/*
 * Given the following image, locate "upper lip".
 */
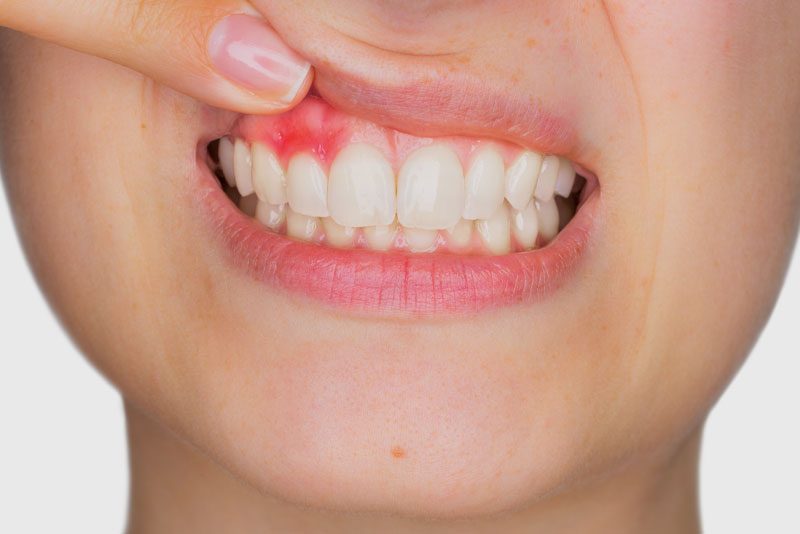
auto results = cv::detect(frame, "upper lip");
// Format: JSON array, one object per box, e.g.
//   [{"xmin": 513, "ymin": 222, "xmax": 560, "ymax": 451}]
[
  {"xmin": 312, "ymin": 68, "xmax": 580, "ymax": 159},
  {"xmin": 253, "ymin": 19, "xmax": 586, "ymax": 165}
]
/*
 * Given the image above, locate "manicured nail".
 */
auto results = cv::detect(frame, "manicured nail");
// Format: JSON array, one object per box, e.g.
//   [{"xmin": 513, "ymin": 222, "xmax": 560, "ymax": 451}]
[{"xmin": 208, "ymin": 14, "xmax": 311, "ymax": 103}]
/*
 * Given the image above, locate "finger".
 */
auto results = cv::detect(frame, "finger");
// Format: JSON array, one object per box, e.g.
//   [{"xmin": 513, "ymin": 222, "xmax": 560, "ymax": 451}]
[{"xmin": 0, "ymin": 0, "xmax": 313, "ymax": 114}]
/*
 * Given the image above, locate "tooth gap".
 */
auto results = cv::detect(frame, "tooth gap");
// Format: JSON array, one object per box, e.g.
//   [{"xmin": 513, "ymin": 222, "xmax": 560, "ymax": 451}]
[{"xmin": 207, "ymin": 139, "xmax": 220, "ymax": 165}]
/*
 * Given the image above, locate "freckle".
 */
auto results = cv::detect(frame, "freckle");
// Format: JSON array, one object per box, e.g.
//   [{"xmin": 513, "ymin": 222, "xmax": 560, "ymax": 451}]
[
  {"xmin": 544, "ymin": 18, "xmax": 551, "ymax": 26},
  {"xmin": 526, "ymin": 38, "xmax": 537, "ymax": 48},
  {"xmin": 391, "ymin": 446, "xmax": 407, "ymax": 459}
]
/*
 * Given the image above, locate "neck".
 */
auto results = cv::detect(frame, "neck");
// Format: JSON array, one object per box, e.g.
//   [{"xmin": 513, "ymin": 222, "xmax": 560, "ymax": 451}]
[{"xmin": 125, "ymin": 402, "xmax": 701, "ymax": 534}]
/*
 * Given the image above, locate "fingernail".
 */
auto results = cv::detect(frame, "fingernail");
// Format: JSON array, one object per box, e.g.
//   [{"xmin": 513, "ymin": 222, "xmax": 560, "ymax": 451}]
[{"xmin": 208, "ymin": 14, "xmax": 311, "ymax": 103}]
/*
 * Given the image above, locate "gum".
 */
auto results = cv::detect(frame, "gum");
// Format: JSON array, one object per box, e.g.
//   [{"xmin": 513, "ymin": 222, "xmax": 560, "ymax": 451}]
[{"xmin": 232, "ymin": 96, "xmax": 528, "ymax": 173}]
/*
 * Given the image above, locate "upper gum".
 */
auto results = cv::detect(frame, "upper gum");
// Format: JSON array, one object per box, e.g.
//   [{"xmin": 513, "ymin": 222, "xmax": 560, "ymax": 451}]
[{"xmin": 232, "ymin": 95, "xmax": 555, "ymax": 172}]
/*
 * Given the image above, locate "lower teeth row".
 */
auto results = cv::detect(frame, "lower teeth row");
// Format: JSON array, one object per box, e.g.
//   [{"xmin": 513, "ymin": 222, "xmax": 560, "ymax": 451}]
[{"xmin": 227, "ymin": 186, "xmax": 579, "ymax": 255}]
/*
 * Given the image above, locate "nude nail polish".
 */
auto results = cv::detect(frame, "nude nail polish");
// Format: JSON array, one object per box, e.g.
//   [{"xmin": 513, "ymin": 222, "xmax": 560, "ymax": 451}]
[{"xmin": 208, "ymin": 14, "xmax": 311, "ymax": 103}]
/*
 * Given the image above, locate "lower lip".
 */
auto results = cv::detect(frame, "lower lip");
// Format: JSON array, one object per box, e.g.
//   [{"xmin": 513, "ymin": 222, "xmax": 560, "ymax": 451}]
[{"xmin": 195, "ymin": 158, "xmax": 599, "ymax": 318}]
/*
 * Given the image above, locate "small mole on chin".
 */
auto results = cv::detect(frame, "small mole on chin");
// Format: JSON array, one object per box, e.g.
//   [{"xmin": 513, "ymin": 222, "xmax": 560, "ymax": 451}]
[{"xmin": 391, "ymin": 446, "xmax": 407, "ymax": 459}]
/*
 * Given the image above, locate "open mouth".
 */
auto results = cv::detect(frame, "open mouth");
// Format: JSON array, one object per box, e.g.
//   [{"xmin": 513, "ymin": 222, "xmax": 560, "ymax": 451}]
[{"xmin": 197, "ymin": 95, "xmax": 599, "ymax": 317}]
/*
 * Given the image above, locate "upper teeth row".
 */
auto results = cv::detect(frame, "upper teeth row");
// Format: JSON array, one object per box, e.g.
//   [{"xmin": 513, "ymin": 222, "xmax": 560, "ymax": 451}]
[{"xmin": 217, "ymin": 137, "xmax": 577, "ymax": 231}]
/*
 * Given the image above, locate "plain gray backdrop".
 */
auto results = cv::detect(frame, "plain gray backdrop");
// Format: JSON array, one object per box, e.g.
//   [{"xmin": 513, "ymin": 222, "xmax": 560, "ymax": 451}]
[{"xmin": 1, "ymin": 176, "xmax": 797, "ymax": 533}]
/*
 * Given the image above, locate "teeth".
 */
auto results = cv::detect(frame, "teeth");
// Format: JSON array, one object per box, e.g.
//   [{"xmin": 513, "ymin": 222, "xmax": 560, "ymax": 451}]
[
  {"xmin": 255, "ymin": 200, "xmax": 286, "ymax": 231},
  {"xmin": 554, "ymin": 157, "xmax": 576, "ymax": 198},
  {"xmin": 220, "ymin": 137, "xmax": 585, "ymax": 255},
  {"xmin": 238, "ymin": 194, "xmax": 258, "ymax": 217},
  {"xmin": 328, "ymin": 143, "xmax": 396, "ymax": 227},
  {"xmin": 505, "ymin": 151, "xmax": 542, "ymax": 210},
  {"xmin": 535, "ymin": 198, "xmax": 559, "ymax": 242},
  {"xmin": 234, "ymin": 139, "xmax": 254, "ymax": 196},
  {"xmin": 511, "ymin": 201, "xmax": 539, "ymax": 250},
  {"xmin": 218, "ymin": 137, "xmax": 236, "ymax": 188},
  {"xmin": 287, "ymin": 153, "xmax": 329, "ymax": 217},
  {"xmin": 476, "ymin": 202, "xmax": 511, "ymax": 255},
  {"xmin": 404, "ymin": 228, "xmax": 439, "ymax": 252},
  {"xmin": 534, "ymin": 155, "xmax": 559, "ymax": 202},
  {"xmin": 322, "ymin": 217, "xmax": 356, "ymax": 248},
  {"xmin": 364, "ymin": 222, "xmax": 398, "ymax": 251},
  {"xmin": 462, "ymin": 147, "xmax": 505, "ymax": 220},
  {"xmin": 397, "ymin": 145, "xmax": 465, "ymax": 230},
  {"xmin": 446, "ymin": 218, "xmax": 473, "ymax": 250},
  {"xmin": 286, "ymin": 207, "xmax": 319, "ymax": 241},
  {"xmin": 252, "ymin": 142, "xmax": 288, "ymax": 205}
]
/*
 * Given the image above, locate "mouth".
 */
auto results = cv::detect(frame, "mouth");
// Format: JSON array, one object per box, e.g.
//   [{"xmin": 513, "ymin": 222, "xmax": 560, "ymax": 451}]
[{"xmin": 196, "ymin": 94, "xmax": 599, "ymax": 317}]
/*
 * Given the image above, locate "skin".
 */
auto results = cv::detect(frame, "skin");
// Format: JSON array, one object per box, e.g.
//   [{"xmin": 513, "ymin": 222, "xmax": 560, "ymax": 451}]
[{"xmin": 2, "ymin": 1, "xmax": 799, "ymax": 532}]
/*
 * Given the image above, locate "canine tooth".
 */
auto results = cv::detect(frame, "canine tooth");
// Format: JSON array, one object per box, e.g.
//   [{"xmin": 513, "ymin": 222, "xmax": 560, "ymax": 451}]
[
  {"xmin": 286, "ymin": 208, "xmax": 319, "ymax": 241},
  {"xmin": 238, "ymin": 194, "xmax": 258, "ymax": 217},
  {"xmin": 322, "ymin": 217, "xmax": 356, "ymax": 248},
  {"xmin": 287, "ymin": 153, "xmax": 329, "ymax": 217},
  {"xmin": 252, "ymin": 142, "xmax": 287, "ymax": 205},
  {"xmin": 397, "ymin": 145, "xmax": 465, "ymax": 230},
  {"xmin": 328, "ymin": 143, "xmax": 396, "ymax": 227},
  {"xmin": 534, "ymin": 155, "xmax": 559, "ymax": 202},
  {"xmin": 234, "ymin": 138, "xmax": 254, "ymax": 196},
  {"xmin": 446, "ymin": 218, "xmax": 473, "ymax": 250},
  {"xmin": 364, "ymin": 222, "xmax": 397, "ymax": 251},
  {"xmin": 505, "ymin": 151, "xmax": 542, "ymax": 210},
  {"xmin": 404, "ymin": 228, "xmax": 439, "ymax": 252},
  {"xmin": 554, "ymin": 157, "xmax": 576, "ymax": 197},
  {"xmin": 462, "ymin": 147, "xmax": 505, "ymax": 220},
  {"xmin": 476, "ymin": 202, "xmax": 511, "ymax": 255},
  {"xmin": 535, "ymin": 199, "xmax": 559, "ymax": 242},
  {"xmin": 511, "ymin": 201, "xmax": 539, "ymax": 249},
  {"xmin": 218, "ymin": 137, "xmax": 236, "ymax": 187},
  {"xmin": 255, "ymin": 201, "xmax": 286, "ymax": 231}
]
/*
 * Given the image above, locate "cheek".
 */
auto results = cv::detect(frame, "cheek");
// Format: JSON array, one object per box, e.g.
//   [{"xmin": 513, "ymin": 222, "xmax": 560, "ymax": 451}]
[{"xmin": 605, "ymin": 0, "xmax": 800, "ymax": 434}]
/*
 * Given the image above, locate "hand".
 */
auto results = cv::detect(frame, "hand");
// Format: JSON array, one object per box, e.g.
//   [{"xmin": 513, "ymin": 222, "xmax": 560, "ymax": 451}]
[{"xmin": 0, "ymin": 0, "xmax": 313, "ymax": 113}]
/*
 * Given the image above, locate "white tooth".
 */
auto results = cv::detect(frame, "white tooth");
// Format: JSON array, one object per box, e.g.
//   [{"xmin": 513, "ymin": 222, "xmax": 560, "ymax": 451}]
[
  {"xmin": 534, "ymin": 155, "xmax": 559, "ymax": 202},
  {"xmin": 511, "ymin": 201, "xmax": 539, "ymax": 250},
  {"xmin": 286, "ymin": 208, "xmax": 319, "ymax": 242},
  {"xmin": 218, "ymin": 137, "xmax": 236, "ymax": 187},
  {"xmin": 446, "ymin": 218, "xmax": 473, "ymax": 250},
  {"xmin": 554, "ymin": 157, "xmax": 576, "ymax": 198},
  {"xmin": 397, "ymin": 145, "xmax": 465, "ymax": 230},
  {"xmin": 504, "ymin": 151, "xmax": 542, "ymax": 210},
  {"xmin": 404, "ymin": 228, "xmax": 439, "ymax": 252},
  {"xmin": 234, "ymin": 138, "xmax": 254, "ymax": 196},
  {"xmin": 252, "ymin": 142, "xmax": 287, "ymax": 205},
  {"xmin": 328, "ymin": 143, "xmax": 396, "ymax": 227},
  {"xmin": 287, "ymin": 153, "xmax": 329, "ymax": 217},
  {"xmin": 462, "ymin": 147, "xmax": 505, "ymax": 220},
  {"xmin": 255, "ymin": 201, "xmax": 286, "ymax": 231},
  {"xmin": 364, "ymin": 222, "xmax": 397, "ymax": 251},
  {"xmin": 535, "ymin": 198, "xmax": 559, "ymax": 242},
  {"xmin": 238, "ymin": 194, "xmax": 258, "ymax": 217},
  {"xmin": 322, "ymin": 217, "xmax": 356, "ymax": 248},
  {"xmin": 476, "ymin": 202, "xmax": 511, "ymax": 255}
]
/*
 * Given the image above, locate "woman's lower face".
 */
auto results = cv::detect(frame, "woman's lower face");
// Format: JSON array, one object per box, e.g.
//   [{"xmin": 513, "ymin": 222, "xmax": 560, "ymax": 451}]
[{"xmin": 1, "ymin": 0, "xmax": 799, "ymax": 520}]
